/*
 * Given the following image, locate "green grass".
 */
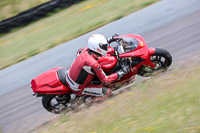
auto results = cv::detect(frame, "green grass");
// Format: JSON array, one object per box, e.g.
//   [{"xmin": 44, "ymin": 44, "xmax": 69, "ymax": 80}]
[
  {"xmin": 38, "ymin": 63, "xmax": 200, "ymax": 133},
  {"xmin": 0, "ymin": 0, "xmax": 158, "ymax": 70},
  {"xmin": 0, "ymin": 0, "xmax": 50, "ymax": 21}
]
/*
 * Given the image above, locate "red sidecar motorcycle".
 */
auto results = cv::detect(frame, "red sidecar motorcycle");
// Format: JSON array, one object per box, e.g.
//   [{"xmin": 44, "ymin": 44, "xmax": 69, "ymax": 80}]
[{"xmin": 31, "ymin": 34, "xmax": 172, "ymax": 113}]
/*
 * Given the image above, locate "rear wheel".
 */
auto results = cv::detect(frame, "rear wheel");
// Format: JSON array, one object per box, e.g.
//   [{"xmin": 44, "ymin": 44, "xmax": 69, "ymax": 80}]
[
  {"xmin": 42, "ymin": 94, "xmax": 70, "ymax": 114},
  {"xmin": 137, "ymin": 48, "xmax": 172, "ymax": 77}
]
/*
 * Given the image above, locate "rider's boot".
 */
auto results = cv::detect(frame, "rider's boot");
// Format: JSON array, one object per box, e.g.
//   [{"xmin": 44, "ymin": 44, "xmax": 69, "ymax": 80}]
[{"xmin": 92, "ymin": 87, "xmax": 112, "ymax": 103}]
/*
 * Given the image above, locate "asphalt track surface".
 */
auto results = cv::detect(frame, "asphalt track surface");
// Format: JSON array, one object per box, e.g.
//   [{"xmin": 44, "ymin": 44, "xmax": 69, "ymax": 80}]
[{"xmin": 0, "ymin": 0, "xmax": 200, "ymax": 132}]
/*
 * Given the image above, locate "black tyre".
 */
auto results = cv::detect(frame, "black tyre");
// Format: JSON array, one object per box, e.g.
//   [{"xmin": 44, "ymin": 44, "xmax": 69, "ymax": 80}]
[
  {"xmin": 42, "ymin": 94, "xmax": 70, "ymax": 114},
  {"xmin": 138, "ymin": 48, "xmax": 172, "ymax": 77}
]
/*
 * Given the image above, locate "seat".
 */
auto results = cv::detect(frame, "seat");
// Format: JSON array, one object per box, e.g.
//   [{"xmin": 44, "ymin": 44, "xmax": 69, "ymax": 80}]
[{"xmin": 57, "ymin": 69, "xmax": 68, "ymax": 86}]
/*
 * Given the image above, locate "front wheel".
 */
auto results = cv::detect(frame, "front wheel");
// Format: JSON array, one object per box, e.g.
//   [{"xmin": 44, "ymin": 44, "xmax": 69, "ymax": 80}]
[
  {"xmin": 137, "ymin": 48, "xmax": 172, "ymax": 77},
  {"xmin": 42, "ymin": 94, "xmax": 70, "ymax": 114}
]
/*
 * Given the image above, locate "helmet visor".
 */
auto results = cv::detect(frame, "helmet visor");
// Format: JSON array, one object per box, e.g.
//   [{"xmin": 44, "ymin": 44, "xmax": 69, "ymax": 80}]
[{"xmin": 99, "ymin": 43, "xmax": 108, "ymax": 51}]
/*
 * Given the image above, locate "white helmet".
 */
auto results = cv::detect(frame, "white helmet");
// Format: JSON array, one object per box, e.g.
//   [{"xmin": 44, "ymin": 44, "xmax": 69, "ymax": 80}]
[{"xmin": 88, "ymin": 34, "xmax": 108, "ymax": 56}]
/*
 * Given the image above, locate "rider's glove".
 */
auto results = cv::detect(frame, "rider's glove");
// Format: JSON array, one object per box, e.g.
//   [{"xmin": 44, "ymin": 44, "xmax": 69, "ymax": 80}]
[
  {"xmin": 117, "ymin": 65, "xmax": 130, "ymax": 79},
  {"xmin": 107, "ymin": 33, "xmax": 119, "ymax": 44}
]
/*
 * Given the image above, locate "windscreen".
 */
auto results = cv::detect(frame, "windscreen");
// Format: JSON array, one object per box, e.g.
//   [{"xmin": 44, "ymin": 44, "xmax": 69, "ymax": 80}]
[{"xmin": 120, "ymin": 37, "xmax": 138, "ymax": 53}]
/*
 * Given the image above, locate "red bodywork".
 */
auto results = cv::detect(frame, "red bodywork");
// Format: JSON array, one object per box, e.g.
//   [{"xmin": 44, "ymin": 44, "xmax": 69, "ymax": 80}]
[
  {"xmin": 31, "ymin": 67, "xmax": 70, "ymax": 95},
  {"xmin": 31, "ymin": 34, "xmax": 156, "ymax": 95}
]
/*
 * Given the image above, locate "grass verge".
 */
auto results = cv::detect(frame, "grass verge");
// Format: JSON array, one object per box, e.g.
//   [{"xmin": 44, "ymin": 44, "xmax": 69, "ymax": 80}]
[
  {"xmin": 0, "ymin": 0, "xmax": 158, "ymax": 70},
  {"xmin": 38, "ymin": 61, "xmax": 200, "ymax": 133},
  {"xmin": 0, "ymin": 0, "xmax": 50, "ymax": 21}
]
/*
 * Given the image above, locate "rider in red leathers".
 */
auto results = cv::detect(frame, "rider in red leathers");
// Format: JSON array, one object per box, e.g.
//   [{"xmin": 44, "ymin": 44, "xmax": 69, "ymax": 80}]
[{"xmin": 66, "ymin": 34, "xmax": 129, "ymax": 101}]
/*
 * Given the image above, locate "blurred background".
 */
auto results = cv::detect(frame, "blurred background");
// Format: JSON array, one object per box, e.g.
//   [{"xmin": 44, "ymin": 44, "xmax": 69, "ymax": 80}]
[{"xmin": 0, "ymin": 0, "xmax": 200, "ymax": 132}]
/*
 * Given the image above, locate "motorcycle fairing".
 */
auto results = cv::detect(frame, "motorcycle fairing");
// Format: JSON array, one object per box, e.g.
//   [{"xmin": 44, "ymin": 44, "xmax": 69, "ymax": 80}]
[
  {"xmin": 116, "ymin": 34, "xmax": 155, "ymax": 68},
  {"xmin": 31, "ymin": 67, "xmax": 70, "ymax": 95}
]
